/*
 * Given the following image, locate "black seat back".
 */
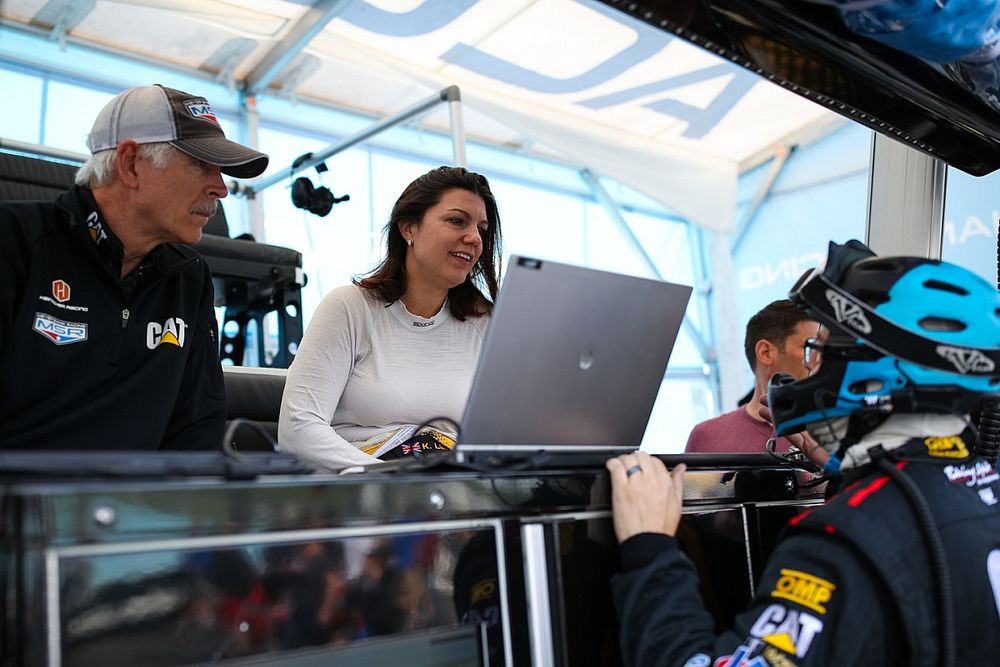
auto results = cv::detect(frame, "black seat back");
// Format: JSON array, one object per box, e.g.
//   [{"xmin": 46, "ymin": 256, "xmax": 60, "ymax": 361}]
[
  {"xmin": 222, "ymin": 367, "xmax": 286, "ymax": 451},
  {"xmin": 0, "ymin": 151, "xmax": 78, "ymax": 200}
]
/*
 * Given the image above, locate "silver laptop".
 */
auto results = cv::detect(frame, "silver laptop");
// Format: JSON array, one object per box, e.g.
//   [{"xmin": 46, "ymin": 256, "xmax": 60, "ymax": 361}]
[{"xmin": 453, "ymin": 255, "xmax": 691, "ymax": 462}]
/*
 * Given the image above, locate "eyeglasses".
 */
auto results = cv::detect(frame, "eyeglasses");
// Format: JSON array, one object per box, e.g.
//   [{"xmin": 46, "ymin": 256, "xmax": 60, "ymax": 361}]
[
  {"xmin": 803, "ymin": 337, "xmax": 883, "ymax": 372},
  {"xmin": 803, "ymin": 338, "xmax": 824, "ymax": 371}
]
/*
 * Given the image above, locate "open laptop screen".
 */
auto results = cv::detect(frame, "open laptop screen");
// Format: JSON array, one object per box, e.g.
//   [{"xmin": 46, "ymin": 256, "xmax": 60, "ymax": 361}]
[{"xmin": 457, "ymin": 256, "xmax": 692, "ymax": 454}]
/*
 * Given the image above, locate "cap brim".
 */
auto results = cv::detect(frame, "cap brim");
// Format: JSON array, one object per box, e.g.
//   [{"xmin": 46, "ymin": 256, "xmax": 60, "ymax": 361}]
[{"xmin": 172, "ymin": 137, "xmax": 269, "ymax": 179}]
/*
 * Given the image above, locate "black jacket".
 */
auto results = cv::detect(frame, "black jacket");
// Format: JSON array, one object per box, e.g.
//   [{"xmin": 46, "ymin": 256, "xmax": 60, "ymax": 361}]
[
  {"xmin": 0, "ymin": 185, "xmax": 225, "ymax": 450},
  {"xmin": 612, "ymin": 437, "xmax": 1000, "ymax": 666}
]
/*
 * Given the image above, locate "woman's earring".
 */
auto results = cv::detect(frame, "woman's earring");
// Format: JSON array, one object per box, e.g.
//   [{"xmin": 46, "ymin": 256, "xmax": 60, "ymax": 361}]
[{"xmin": 406, "ymin": 238, "xmax": 413, "ymax": 247}]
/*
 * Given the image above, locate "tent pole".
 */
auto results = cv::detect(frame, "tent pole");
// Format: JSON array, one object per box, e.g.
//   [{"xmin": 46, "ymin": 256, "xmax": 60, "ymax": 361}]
[
  {"xmin": 239, "ymin": 91, "xmax": 266, "ymax": 241},
  {"xmin": 240, "ymin": 87, "xmax": 460, "ymax": 197},
  {"xmin": 444, "ymin": 86, "xmax": 467, "ymax": 167},
  {"xmin": 579, "ymin": 168, "xmax": 711, "ymax": 363},
  {"xmin": 731, "ymin": 144, "xmax": 794, "ymax": 254}
]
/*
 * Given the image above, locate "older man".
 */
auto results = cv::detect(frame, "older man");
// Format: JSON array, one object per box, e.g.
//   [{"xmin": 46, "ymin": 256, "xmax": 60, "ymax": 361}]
[{"xmin": 0, "ymin": 84, "xmax": 268, "ymax": 450}]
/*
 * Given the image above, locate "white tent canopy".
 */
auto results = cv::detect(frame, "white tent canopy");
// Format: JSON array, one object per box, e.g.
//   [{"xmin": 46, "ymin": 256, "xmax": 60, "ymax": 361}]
[{"xmin": 2, "ymin": 0, "xmax": 840, "ymax": 233}]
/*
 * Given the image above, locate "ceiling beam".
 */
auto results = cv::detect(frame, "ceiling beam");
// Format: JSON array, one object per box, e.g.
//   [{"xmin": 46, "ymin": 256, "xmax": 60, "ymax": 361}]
[
  {"xmin": 34, "ymin": 0, "xmax": 95, "ymax": 49},
  {"xmin": 245, "ymin": 0, "xmax": 352, "ymax": 96}
]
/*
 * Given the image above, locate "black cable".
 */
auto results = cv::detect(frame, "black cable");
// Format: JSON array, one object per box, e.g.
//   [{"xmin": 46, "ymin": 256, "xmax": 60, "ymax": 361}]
[
  {"xmin": 975, "ymin": 397, "xmax": 1000, "ymax": 465},
  {"xmin": 404, "ymin": 416, "xmax": 461, "ymax": 462},
  {"xmin": 220, "ymin": 417, "xmax": 279, "ymax": 460},
  {"xmin": 974, "ymin": 239, "xmax": 1000, "ymax": 465},
  {"xmin": 872, "ymin": 449, "xmax": 955, "ymax": 667}
]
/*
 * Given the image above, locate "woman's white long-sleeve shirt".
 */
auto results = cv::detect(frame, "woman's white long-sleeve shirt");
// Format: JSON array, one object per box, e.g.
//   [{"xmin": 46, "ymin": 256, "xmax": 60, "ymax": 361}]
[{"xmin": 278, "ymin": 285, "xmax": 489, "ymax": 470}]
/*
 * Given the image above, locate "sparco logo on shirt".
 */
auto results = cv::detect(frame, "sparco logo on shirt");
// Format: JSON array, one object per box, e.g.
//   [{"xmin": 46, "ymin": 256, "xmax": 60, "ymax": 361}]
[
  {"xmin": 824, "ymin": 289, "xmax": 872, "ymax": 334},
  {"xmin": 147, "ymin": 317, "xmax": 187, "ymax": 349}
]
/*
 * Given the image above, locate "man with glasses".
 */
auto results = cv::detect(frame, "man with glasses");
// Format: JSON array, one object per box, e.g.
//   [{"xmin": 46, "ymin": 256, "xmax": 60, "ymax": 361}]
[
  {"xmin": 0, "ymin": 85, "xmax": 268, "ymax": 450},
  {"xmin": 686, "ymin": 299, "xmax": 823, "ymax": 454}
]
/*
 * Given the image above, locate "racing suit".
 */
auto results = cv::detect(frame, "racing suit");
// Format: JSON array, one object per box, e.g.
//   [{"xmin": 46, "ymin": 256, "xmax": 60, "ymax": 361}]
[
  {"xmin": 612, "ymin": 435, "xmax": 1000, "ymax": 666},
  {"xmin": 0, "ymin": 185, "xmax": 225, "ymax": 450}
]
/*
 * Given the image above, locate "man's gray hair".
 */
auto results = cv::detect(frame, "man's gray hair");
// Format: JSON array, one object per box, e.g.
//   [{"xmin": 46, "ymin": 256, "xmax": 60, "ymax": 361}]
[{"xmin": 75, "ymin": 142, "xmax": 176, "ymax": 187}]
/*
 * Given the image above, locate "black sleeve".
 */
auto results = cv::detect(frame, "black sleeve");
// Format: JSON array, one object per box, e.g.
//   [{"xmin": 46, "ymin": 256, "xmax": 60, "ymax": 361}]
[
  {"xmin": 0, "ymin": 209, "xmax": 30, "ymax": 354},
  {"xmin": 612, "ymin": 530, "xmax": 902, "ymax": 666},
  {"xmin": 160, "ymin": 264, "xmax": 226, "ymax": 450}
]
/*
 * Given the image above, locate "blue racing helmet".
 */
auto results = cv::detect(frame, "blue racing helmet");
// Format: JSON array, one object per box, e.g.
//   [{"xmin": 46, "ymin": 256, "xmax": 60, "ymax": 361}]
[{"xmin": 769, "ymin": 240, "xmax": 1000, "ymax": 438}]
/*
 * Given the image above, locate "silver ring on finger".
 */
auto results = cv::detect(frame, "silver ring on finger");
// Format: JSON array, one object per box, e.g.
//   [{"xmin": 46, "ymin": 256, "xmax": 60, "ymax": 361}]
[{"xmin": 626, "ymin": 465, "xmax": 642, "ymax": 477}]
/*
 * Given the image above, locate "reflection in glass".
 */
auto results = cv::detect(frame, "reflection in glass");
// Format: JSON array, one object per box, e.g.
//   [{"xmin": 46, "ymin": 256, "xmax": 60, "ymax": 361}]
[{"xmin": 59, "ymin": 528, "xmax": 500, "ymax": 666}]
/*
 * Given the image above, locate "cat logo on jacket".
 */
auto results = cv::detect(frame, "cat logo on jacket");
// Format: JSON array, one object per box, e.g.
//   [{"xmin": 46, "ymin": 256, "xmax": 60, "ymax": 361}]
[
  {"xmin": 147, "ymin": 317, "xmax": 188, "ymax": 349},
  {"xmin": 749, "ymin": 603, "xmax": 824, "ymax": 658},
  {"xmin": 85, "ymin": 211, "xmax": 107, "ymax": 244},
  {"xmin": 33, "ymin": 312, "xmax": 88, "ymax": 345}
]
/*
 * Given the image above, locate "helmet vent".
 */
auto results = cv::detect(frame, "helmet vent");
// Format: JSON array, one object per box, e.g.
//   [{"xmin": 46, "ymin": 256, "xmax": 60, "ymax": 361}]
[
  {"xmin": 854, "ymin": 289, "xmax": 889, "ymax": 306},
  {"xmin": 923, "ymin": 279, "xmax": 968, "ymax": 295},
  {"xmin": 917, "ymin": 316, "xmax": 966, "ymax": 332},
  {"xmin": 848, "ymin": 379, "xmax": 883, "ymax": 394},
  {"xmin": 858, "ymin": 261, "xmax": 901, "ymax": 272}
]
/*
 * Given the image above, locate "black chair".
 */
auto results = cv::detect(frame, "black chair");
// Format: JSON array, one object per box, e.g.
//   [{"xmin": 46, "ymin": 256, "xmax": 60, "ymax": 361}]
[
  {"xmin": 0, "ymin": 149, "xmax": 78, "ymax": 200},
  {"xmin": 221, "ymin": 366, "xmax": 286, "ymax": 452},
  {"xmin": 195, "ymin": 206, "xmax": 305, "ymax": 368},
  {"xmin": 0, "ymin": 149, "xmax": 305, "ymax": 368}
]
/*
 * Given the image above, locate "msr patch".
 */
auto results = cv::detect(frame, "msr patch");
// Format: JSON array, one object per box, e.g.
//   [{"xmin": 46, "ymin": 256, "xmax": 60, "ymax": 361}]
[
  {"xmin": 184, "ymin": 99, "xmax": 218, "ymax": 124},
  {"xmin": 33, "ymin": 312, "xmax": 87, "ymax": 345},
  {"xmin": 771, "ymin": 568, "xmax": 836, "ymax": 614}
]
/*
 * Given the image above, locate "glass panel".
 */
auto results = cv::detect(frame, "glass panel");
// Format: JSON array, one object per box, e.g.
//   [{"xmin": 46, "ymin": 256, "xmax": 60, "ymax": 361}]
[
  {"xmin": 549, "ymin": 510, "xmax": 751, "ymax": 665},
  {"xmin": 0, "ymin": 68, "xmax": 43, "ymax": 144},
  {"xmin": 369, "ymin": 153, "xmax": 439, "ymax": 247},
  {"xmin": 217, "ymin": 626, "xmax": 483, "ymax": 666},
  {"xmin": 582, "ymin": 203, "xmax": 654, "ymax": 278},
  {"xmin": 642, "ymin": 377, "xmax": 715, "ymax": 454},
  {"xmin": 257, "ymin": 125, "xmax": 375, "ymax": 325},
  {"xmin": 732, "ymin": 123, "xmax": 871, "ymax": 331},
  {"xmin": 59, "ymin": 527, "xmax": 501, "ymax": 666},
  {"xmin": 43, "ymin": 81, "xmax": 114, "ymax": 154},
  {"xmin": 942, "ymin": 166, "xmax": 999, "ymax": 288},
  {"xmin": 489, "ymin": 178, "xmax": 586, "ymax": 266}
]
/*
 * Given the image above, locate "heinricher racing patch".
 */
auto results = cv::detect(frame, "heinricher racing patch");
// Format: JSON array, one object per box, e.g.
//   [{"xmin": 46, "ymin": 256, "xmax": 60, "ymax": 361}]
[{"xmin": 33, "ymin": 312, "xmax": 88, "ymax": 345}]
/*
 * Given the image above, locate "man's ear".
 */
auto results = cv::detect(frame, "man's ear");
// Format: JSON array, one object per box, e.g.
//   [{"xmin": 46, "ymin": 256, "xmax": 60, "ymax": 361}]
[
  {"xmin": 755, "ymin": 338, "xmax": 778, "ymax": 369},
  {"xmin": 114, "ymin": 140, "xmax": 142, "ymax": 189}
]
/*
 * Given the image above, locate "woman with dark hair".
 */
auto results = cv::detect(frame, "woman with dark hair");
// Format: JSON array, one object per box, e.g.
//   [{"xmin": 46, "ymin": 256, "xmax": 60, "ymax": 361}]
[{"xmin": 278, "ymin": 166, "xmax": 503, "ymax": 470}]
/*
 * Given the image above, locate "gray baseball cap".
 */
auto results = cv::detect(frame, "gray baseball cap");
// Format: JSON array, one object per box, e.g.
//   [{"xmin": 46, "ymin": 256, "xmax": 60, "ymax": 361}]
[{"xmin": 87, "ymin": 84, "xmax": 269, "ymax": 179}]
